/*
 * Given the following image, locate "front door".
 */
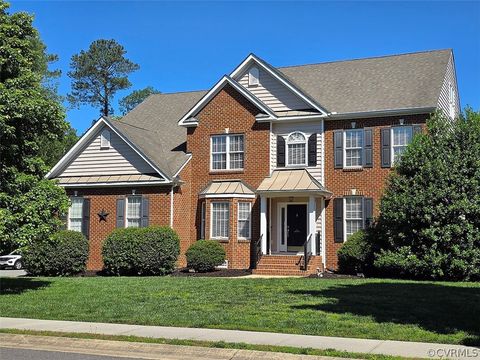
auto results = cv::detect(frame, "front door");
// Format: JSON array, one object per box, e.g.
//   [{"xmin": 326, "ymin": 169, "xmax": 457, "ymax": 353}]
[{"xmin": 287, "ymin": 204, "xmax": 307, "ymax": 252}]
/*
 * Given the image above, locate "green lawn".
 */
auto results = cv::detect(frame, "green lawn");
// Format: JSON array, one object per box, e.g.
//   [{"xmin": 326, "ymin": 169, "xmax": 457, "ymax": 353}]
[{"xmin": 0, "ymin": 277, "xmax": 478, "ymax": 346}]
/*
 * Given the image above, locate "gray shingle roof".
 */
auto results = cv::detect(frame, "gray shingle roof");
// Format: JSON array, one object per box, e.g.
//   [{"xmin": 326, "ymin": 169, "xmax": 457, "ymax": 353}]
[
  {"xmin": 278, "ymin": 49, "xmax": 451, "ymax": 114},
  {"xmin": 111, "ymin": 90, "xmax": 206, "ymax": 178},
  {"xmin": 112, "ymin": 50, "xmax": 451, "ymax": 178}
]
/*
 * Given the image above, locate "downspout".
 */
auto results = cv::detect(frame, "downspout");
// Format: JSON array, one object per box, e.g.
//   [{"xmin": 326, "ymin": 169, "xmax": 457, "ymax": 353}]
[{"xmin": 170, "ymin": 186, "xmax": 174, "ymax": 228}]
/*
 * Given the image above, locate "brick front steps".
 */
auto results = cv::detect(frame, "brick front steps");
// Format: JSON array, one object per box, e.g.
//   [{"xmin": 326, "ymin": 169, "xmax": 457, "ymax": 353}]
[{"xmin": 252, "ymin": 255, "xmax": 323, "ymax": 276}]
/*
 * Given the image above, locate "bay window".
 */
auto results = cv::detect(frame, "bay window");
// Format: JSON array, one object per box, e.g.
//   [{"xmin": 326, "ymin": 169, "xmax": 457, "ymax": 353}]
[
  {"xmin": 237, "ymin": 202, "xmax": 251, "ymax": 239},
  {"xmin": 211, "ymin": 202, "xmax": 229, "ymax": 239}
]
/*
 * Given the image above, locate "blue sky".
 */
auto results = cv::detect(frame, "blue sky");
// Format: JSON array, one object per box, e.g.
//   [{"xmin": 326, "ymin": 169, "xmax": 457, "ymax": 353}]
[{"xmin": 9, "ymin": 1, "xmax": 480, "ymax": 134}]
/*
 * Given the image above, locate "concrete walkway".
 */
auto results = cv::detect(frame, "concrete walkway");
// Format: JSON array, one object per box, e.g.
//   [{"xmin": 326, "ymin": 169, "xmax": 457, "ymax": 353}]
[{"xmin": 1, "ymin": 317, "xmax": 478, "ymax": 359}]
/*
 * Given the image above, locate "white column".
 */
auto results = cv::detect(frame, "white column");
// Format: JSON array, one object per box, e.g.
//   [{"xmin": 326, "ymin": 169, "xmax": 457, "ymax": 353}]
[
  {"xmin": 308, "ymin": 196, "xmax": 317, "ymax": 254},
  {"xmin": 260, "ymin": 196, "xmax": 267, "ymax": 254}
]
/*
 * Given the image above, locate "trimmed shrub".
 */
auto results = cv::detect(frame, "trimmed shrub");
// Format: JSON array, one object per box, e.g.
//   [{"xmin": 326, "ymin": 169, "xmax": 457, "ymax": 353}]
[
  {"xmin": 102, "ymin": 226, "xmax": 180, "ymax": 276},
  {"xmin": 186, "ymin": 240, "xmax": 226, "ymax": 272},
  {"xmin": 24, "ymin": 230, "xmax": 88, "ymax": 276},
  {"xmin": 337, "ymin": 230, "xmax": 373, "ymax": 275}
]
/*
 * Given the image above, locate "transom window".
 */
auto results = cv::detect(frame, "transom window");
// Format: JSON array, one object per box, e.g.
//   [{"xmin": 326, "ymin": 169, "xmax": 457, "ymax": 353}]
[
  {"xmin": 391, "ymin": 126, "xmax": 412, "ymax": 164},
  {"xmin": 211, "ymin": 134, "xmax": 244, "ymax": 170},
  {"xmin": 126, "ymin": 196, "xmax": 142, "ymax": 228},
  {"xmin": 68, "ymin": 197, "xmax": 84, "ymax": 232},
  {"xmin": 287, "ymin": 132, "xmax": 307, "ymax": 166},
  {"xmin": 237, "ymin": 202, "xmax": 251, "ymax": 239},
  {"xmin": 345, "ymin": 197, "xmax": 364, "ymax": 240},
  {"xmin": 344, "ymin": 130, "xmax": 363, "ymax": 167},
  {"xmin": 211, "ymin": 202, "xmax": 229, "ymax": 239}
]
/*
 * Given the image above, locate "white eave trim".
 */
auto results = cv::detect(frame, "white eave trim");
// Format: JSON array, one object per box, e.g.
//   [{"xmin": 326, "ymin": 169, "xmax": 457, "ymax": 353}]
[
  {"xmin": 178, "ymin": 75, "xmax": 277, "ymax": 126},
  {"xmin": 46, "ymin": 116, "xmax": 171, "ymax": 182},
  {"xmin": 256, "ymin": 114, "xmax": 328, "ymax": 123},
  {"xmin": 230, "ymin": 54, "xmax": 329, "ymax": 116},
  {"xmin": 200, "ymin": 193, "xmax": 256, "ymax": 199},
  {"xmin": 326, "ymin": 107, "xmax": 437, "ymax": 120},
  {"xmin": 173, "ymin": 153, "xmax": 192, "ymax": 178},
  {"xmin": 58, "ymin": 180, "xmax": 172, "ymax": 188}
]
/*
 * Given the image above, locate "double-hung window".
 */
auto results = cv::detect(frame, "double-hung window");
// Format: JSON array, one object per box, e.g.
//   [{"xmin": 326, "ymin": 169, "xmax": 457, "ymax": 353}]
[
  {"xmin": 391, "ymin": 126, "xmax": 412, "ymax": 164},
  {"xmin": 344, "ymin": 130, "xmax": 363, "ymax": 167},
  {"xmin": 345, "ymin": 197, "xmax": 364, "ymax": 240},
  {"xmin": 68, "ymin": 197, "xmax": 84, "ymax": 232},
  {"xmin": 211, "ymin": 134, "xmax": 244, "ymax": 170},
  {"xmin": 287, "ymin": 132, "xmax": 307, "ymax": 166},
  {"xmin": 237, "ymin": 202, "xmax": 251, "ymax": 239},
  {"xmin": 211, "ymin": 202, "xmax": 229, "ymax": 239},
  {"xmin": 126, "ymin": 196, "xmax": 142, "ymax": 228}
]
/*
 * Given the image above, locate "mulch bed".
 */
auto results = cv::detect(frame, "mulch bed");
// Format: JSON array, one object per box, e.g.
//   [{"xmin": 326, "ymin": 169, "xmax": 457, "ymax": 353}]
[{"xmin": 170, "ymin": 268, "xmax": 252, "ymax": 277}]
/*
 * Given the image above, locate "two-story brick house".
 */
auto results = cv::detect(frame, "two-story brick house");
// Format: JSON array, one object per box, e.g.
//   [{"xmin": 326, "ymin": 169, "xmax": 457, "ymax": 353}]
[{"xmin": 47, "ymin": 49, "xmax": 460, "ymax": 274}]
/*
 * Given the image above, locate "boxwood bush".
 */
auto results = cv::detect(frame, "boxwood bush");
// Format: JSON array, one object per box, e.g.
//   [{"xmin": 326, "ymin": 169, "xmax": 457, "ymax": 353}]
[
  {"xmin": 24, "ymin": 230, "xmax": 89, "ymax": 276},
  {"xmin": 102, "ymin": 226, "xmax": 180, "ymax": 276},
  {"xmin": 337, "ymin": 230, "xmax": 373, "ymax": 275},
  {"xmin": 186, "ymin": 240, "xmax": 226, "ymax": 272}
]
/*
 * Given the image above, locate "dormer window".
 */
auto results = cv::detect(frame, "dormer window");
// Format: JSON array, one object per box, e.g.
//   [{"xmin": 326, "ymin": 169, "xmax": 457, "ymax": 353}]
[
  {"xmin": 286, "ymin": 132, "xmax": 307, "ymax": 166},
  {"xmin": 100, "ymin": 129, "xmax": 111, "ymax": 149},
  {"xmin": 248, "ymin": 67, "xmax": 259, "ymax": 87}
]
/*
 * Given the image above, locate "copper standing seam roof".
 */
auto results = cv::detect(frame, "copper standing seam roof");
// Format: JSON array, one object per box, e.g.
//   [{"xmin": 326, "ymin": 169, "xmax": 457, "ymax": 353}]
[
  {"xmin": 257, "ymin": 169, "xmax": 331, "ymax": 196},
  {"xmin": 55, "ymin": 174, "xmax": 165, "ymax": 185},
  {"xmin": 200, "ymin": 180, "xmax": 255, "ymax": 197}
]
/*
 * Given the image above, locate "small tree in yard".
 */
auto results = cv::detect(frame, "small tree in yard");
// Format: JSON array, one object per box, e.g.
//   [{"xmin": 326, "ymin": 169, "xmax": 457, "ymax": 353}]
[{"xmin": 372, "ymin": 110, "xmax": 480, "ymax": 281}]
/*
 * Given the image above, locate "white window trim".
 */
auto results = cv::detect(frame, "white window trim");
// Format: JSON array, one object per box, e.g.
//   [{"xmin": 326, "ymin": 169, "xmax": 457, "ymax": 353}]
[
  {"xmin": 125, "ymin": 195, "xmax": 142, "ymax": 228},
  {"xmin": 100, "ymin": 129, "xmax": 111, "ymax": 149},
  {"xmin": 210, "ymin": 134, "xmax": 244, "ymax": 171},
  {"xmin": 390, "ymin": 126, "xmax": 413, "ymax": 165},
  {"xmin": 343, "ymin": 197, "xmax": 364, "ymax": 242},
  {"xmin": 210, "ymin": 201, "xmax": 230, "ymax": 240},
  {"xmin": 237, "ymin": 202, "xmax": 252, "ymax": 240},
  {"xmin": 286, "ymin": 131, "xmax": 308, "ymax": 167},
  {"xmin": 67, "ymin": 197, "xmax": 83, "ymax": 232},
  {"xmin": 343, "ymin": 129, "xmax": 363, "ymax": 169}
]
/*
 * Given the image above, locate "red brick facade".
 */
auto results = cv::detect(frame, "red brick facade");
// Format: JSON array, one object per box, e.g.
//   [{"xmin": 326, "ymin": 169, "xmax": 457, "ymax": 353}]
[
  {"xmin": 186, "ymin": 84, "xmax": 270, "ymax": 269},
  {"xmin": 323, "ymin": 113, "xmax": 429, "ymax": 269}
]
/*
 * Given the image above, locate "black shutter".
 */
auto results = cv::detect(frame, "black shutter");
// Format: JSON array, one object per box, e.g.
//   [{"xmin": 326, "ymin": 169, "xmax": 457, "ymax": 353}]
[
  {"xmin": 333, "ymin": 131, "xmax": 343, "ymax": 169},
  {"xmin": 363, "ymin": 129, "xmax": 373, "ymax": 168},
  {"xmin": 381, "ymin": 128, "xmax": 391, "ymax": 168},
  {"xmin": 364, "ymin": 197, "xmax": 373, "ymax": 228},
  {"xmin": 277, "ymin": 136, "xmax": 285, "ymax": 167},
  {"xmin": 116, "ymin": 198, "xmax": 125, "ymax": 228},
  {"xmin": 141, "ymin": 197, "xmax": 149, "ymax": 228},
  {"xmin": 413, "ymin": 124, "xmax": 423, "ymax": 136},
  {"xmin": 82, "ymin": 198, "xmax": 90, "ymax": 239},
  {"xmin": 333, "ymin": 198, "xmax": 344, "ymax": 243},
  {"xmin": 308, "ymin": 133, "xmax": 317, "ymax": 166}
]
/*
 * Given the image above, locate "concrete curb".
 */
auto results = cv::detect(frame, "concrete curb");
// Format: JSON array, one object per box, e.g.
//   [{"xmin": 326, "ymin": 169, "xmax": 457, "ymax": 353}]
[{"xmin": 1, "ymin": 317, "xmax": 478, "ymax": 359}]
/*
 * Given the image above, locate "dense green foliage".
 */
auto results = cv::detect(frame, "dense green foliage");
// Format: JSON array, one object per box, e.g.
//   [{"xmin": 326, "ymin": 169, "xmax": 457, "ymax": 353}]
[
  {"xmin": 0, "ymin": 1, "xmax": 70, "ymax": 254},
  {"xmin": 119, "ymin": 86, "xmax": 160, "ymax": 115},
  {"xmin": 1, "ymin": 277, "xmax": 478, "ymax": 345},
  {"xmin": 23, "ymin": 230, "xmax": 88, "ymax": 276},
  {"xmin": 337, "ymin": 230, "xmax": 373, "ymax": 275},
  {"xmin": 186, "ymin": 240, "xmax": 226, "ymax": 272},
  {"xmin": 38, "ymin": 125, "xmax": 79, "ymax": 168},
  {"xmin": 68, "ymin": 39, "xmax": 139, "ymax": 116},
  {"xmin": 372, "ymin": 110, "xmax": 480, "ymax": 281},
  {"xmin": 102, "ymin": 226, "xmax": 180, "ymax": 275}
]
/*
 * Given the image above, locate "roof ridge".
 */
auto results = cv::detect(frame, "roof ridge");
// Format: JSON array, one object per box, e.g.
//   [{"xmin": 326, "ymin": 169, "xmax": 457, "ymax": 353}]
[
  {"xmin": 149, "ymin": 89, "xmax": 208, "ymax": 96},
  {"xmin": 277, "ymin": 49, "xmax": 452, "ymax": 70}
]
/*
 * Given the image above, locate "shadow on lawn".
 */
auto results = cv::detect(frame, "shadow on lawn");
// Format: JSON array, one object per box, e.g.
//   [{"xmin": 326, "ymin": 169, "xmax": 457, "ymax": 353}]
[
  {"xmin": 0, "ymin": 278, "xmax": 51, "ymax": 295},
  {"xmin": 290, "ymin": 282, "xmax": 480, "ymax": 346}
]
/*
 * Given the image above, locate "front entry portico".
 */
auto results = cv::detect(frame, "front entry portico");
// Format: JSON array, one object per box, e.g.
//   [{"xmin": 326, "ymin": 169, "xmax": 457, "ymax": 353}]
[{"xmin": 257, "ymin": 169, "xmax": 332, "ymax": 259}]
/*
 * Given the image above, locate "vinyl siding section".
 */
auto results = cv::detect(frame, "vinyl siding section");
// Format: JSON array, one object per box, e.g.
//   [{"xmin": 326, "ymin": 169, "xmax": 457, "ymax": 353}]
[
  {"xmin": 270, "ymin": 121, "xmax": 324, "ymax": 183},
  {"xmin": 238, "ymin": 66, "xmax": 310, "ymax": 112},
  {"xmin": 60, "ymin": 125, "xmax": 156, "ymax": 177},
  {"xmin": 437, "ymin": 54, "xmax": 460, "ymax": 119}
]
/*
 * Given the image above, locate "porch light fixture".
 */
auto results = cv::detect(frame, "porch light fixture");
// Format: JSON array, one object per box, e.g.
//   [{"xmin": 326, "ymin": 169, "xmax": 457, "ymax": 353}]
[
  {"xmin": 132, "ymin": 189, "xmax": 136, "ymax": 195},
  {"xmin": 399, "ymin": 118, "xmax": 405, "ymax": 125},
  {"xmin": 351, "ymin": 122, "xmax": 356, "ymax": 129},
  {"xmin": 74, "ymin": 191, "xmax": 78, "ymax": 197},
  {"xmin": 351, "ymin": 188, "xmax": 357, "ymax": 195}
]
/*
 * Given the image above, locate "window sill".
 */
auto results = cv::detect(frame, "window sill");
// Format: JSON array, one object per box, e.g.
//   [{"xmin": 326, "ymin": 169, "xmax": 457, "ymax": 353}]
[
  {"xmin": 209, "ymin": 170, "xmax": 244, "ymax": 175},
  {"xmin": 211, "ymin": 238, "xmax": 229, "ymax": 243},
  {"xmin": 238, "ymin": 238, "xmax": 251, "ymax": 243},
  {"xmin": 342, "ymin": 167, "xmax": 364, "ymax": 172}
]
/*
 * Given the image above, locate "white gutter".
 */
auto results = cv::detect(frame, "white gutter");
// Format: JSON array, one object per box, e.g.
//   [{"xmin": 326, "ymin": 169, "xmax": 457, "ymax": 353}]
[
  {"xmin": 59, "ymin": 181, "xmax": 172, "ymax": 188},
  {"xmin": 326, "ymin": 107, "xmax": 436, "ymax": 120},
  {"xmin": 170, "ymin": 186, "xmax": 174, "ymax": 228}
]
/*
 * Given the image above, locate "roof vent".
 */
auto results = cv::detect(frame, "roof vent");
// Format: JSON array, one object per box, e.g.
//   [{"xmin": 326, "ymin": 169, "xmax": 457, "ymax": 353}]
[{"xmin": 248, "ymin": 67, "xmax": 259, "ymax": 87}]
